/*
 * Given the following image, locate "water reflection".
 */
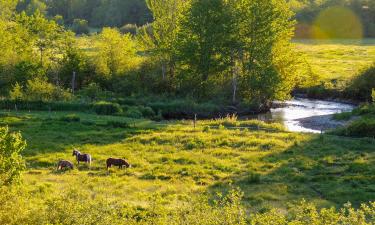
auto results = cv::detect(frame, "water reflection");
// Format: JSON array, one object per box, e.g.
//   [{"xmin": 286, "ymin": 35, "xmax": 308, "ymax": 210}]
[{"xmin": 248, "ymin": 98, "xmax": 355, "ymax": 133}]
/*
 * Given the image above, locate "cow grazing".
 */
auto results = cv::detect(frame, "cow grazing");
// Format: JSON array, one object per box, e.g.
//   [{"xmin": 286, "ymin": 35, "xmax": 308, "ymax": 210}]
[
  {"xmin": 57, "ymin": 160, "xmax": 74, "ymax": 170},
  {"xmin": 72, "ymin": 149, "xmax": 92, "ymax": 165},
  {"xmin": 106, "ymin": 158, "xmax": 131, "ymax": 169}
]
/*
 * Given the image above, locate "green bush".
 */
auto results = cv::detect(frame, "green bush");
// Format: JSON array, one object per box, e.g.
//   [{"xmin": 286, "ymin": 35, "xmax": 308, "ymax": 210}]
[
  {"xmin": 93, "ymin": 101, "xmax": 122, "ymax": 115},
  {"xmin": 333, "ymin": 118, "xmax": 375, "ymax": 138},
  {"xmin": 139, "ymin": 106, "xmax": 156, "ymax": 118},
  {"xmin": 124, "ymin": 107, "xmax": 143, "ymax": 118},
  {"xmin": 60, "ymin": 114, "xmax": 80, "ymax": 122},
  {"xmin": 0, "ymin": 126, "xmax": 26, "ymax": 186},
  {"xmin": 345, "ymin": 64, "xmax": 375, "ymax": 101}
]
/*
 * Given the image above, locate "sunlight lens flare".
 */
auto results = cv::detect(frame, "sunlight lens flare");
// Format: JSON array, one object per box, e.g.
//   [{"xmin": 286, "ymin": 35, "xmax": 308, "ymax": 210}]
[{"xmin": 312, "ymin": 6, "xmax": 363, "ymax": 39}]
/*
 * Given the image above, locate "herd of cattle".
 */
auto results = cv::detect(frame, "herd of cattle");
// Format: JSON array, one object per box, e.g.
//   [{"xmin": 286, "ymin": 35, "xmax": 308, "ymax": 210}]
[{"xmin": 56, "ymin": 149, "xmax": 131, "ymax": 170}]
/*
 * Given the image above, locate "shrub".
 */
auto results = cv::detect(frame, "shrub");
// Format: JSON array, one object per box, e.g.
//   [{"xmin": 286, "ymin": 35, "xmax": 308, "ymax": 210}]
[
  {"xmin": 333, "ymin": 118, "xmax": 375, "ymax": 138},
  {"xmin": 372, "ymin": 89, "xmax": 375, "ymax": 102},
  {"xmin": 9, "ymin": 78, "xmax": 72, "ymax": 102},
  {"xmin": 93, "ymin": 101, "xmax": 122, "ymax": 115},
  {"xmin": 345, "ymin": 64, "xmax": 375, "ymax": 101},
  {"xmin": 124, "ymin": 107, "xmax": 143, "ymax": 118},
  {"xmin": 139, "ymin": 106, "xmax": 156, "ymax": 118},
  {"xmin": 152, "ymin": 110, "xmax": 163, "ymax": 121},
  {"xmin": 0, "ymin": 126, "xmax": 26, "ymax": 186},
  {"xmin": 60, "ymin": 114, "xmax": 80, "ymax": 122}
]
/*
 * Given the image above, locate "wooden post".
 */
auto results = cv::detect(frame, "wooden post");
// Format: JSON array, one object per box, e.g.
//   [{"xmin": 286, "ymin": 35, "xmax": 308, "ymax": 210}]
[{"xmin": 194, "ymin": 114, "xmax": 197, "ymax": 129}]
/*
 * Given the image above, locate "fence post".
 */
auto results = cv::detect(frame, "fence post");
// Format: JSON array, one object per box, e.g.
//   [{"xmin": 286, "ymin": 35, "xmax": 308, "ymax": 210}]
[{"xmin": 194, "ymin": 114, "xmax": 197, "ymax": 129}]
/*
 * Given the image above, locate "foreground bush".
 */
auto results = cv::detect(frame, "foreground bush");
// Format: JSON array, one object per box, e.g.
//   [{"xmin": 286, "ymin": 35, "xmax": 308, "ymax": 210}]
[
  {"xmin": 0, "ymin": 127, "xmax": 26, "ymax": 186},
  {"xmin": 332, "ymin": 118, "xmax": 375, "ymax": 138},
  {"xmin": 0, "ymin": 187, "xmax": 374, "ymax": 224}
]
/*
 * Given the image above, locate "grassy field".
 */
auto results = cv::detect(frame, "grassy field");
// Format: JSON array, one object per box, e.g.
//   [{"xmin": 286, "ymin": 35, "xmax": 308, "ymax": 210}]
[
  {"xmin": 294, "ymin": 39, "xmax": 375, "ymax": 88},
  {"xmin": 1, "ymin": 110, "xmax": 375, "ymax": 216}
]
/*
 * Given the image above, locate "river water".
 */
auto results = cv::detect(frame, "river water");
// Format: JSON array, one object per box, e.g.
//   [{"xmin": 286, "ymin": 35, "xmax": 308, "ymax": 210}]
[{"xmin": 252, "ymin": 98, "xmax": 355, "ymax": 133}]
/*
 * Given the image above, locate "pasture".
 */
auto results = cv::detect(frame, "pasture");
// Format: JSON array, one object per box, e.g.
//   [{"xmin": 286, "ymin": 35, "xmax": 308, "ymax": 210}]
[
  {"xmin": 2, "ymin": 110, "xmax": 375, "ymax": 214},
  {"xmin": 295, "ymin": 39, "xmax": 375, "ymax": 88}
]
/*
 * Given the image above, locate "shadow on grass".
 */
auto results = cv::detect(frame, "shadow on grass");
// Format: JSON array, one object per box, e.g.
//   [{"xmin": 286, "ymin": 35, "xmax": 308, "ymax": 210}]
[{"xmin": 208, "ymin": 134, "xmax": 375, "ymax": 209}]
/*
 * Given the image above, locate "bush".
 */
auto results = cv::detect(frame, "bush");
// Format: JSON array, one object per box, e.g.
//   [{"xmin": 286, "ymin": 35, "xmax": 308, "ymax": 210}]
[
  {"xmin": 9, "ymin": 78, "xmax": 72, "ymax": 102},
  {"xmin": 93, "ymin": 101, "xmax": 122, "ymax": 115},
  {"xmin": 124, "ymin": 107, "xmax": 143, "ymax": 119},
  {"xmin": 0, "ymin": 126, "xmax": 26, "ymax": 186},
  {"xmin": 139, "ymin": 106, "xmax": 156, "ymax": 118},
  {"xmin": 60, "ymin": 114, "xmax": 80, "ymax": 122},
  {"xmin": 345, "ymin": 64, "xmax": 375, "ymax": 101},
  {"xmin": 333, "ymin": 118, "xmax": 375, "ymax": 138}
]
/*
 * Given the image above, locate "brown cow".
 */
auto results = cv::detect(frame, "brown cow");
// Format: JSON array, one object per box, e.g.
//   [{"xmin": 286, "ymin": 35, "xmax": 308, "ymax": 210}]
[
  {"xmin": 57, "ymin": 160, "xmax": 74, "ymax": 170},
  {"xmin": 106, "ymin": 158, "xmax": 131, "ymax": 169}
]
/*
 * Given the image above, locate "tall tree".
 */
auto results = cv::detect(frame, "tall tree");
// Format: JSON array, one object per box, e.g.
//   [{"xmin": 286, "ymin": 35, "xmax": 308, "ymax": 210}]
[
  {"xmin": 177, "ymin": 0, "xmax": 233, "ymax": 97},
  {"xmin": 139, "ymin": 0, "xmax": 185, "ymax": 85},
  {"xmin": 236, "ymin": 0, "xmax": 297, "ymax": 108}
]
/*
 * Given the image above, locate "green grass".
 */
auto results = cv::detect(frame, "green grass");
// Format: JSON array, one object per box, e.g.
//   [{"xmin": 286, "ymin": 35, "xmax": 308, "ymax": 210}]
[
  {"xmin": 294, "ymin": 39, "xmax": 375, "ymax": 88},
  {"xmin": 1, "ymin": 110, "xmax": 375, "ymax": 215}
]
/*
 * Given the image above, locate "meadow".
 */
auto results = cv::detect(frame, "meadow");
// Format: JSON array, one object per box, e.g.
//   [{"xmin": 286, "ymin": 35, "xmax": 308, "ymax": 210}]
[
  {"xmin": 1, "ymin": 110, "xmax": 375, "ymax": 222},
  {"xmin": 294, "ymin": 39, "xmax": 375, "ymax": 88}
]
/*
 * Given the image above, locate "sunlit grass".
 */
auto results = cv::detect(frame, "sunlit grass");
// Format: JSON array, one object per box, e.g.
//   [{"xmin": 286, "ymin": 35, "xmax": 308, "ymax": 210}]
[
  {"xmin": 295, "ymin": 38, "xmax": 375, "ymax": 88},
  {"xmin": 1, "ymin": 110, "xmax": 375, "ymax": 213}
]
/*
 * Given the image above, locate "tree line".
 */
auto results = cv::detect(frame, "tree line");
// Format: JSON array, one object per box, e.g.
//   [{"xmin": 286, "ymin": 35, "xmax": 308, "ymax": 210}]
[
  {"xmin": 0, "ymin": 0, "xmax": 316, "ymax": 110},
  {"xmin": 15, "ymin": 0, "xmax": 375, "ymax": 38}
]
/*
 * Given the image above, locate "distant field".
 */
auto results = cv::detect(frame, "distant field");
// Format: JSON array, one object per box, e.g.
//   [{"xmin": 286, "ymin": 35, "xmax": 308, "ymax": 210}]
[
  {"xmin": 294, "ymin": 39, "xmax": 375, "ymax": 87},
  {"xmin": 2, "ymin": 110, "xmax": 375, "ymax": 213}
]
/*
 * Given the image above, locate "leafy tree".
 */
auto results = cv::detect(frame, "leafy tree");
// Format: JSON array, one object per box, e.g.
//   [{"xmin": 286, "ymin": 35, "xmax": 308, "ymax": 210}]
[
  {"xmin": 94, "ymin": 28, "xmax": 138, "ymax": 81},
  {"xmin": 177, "ymin": 0, "xmax": 233, "ymax": 97},
  {"xmin": 71, "ymin": 18, "xmax": 89, "ymax": 35},
  {"xmin": 236, "ymin": 0, "xmax": 297, "ymax": 108},
  {"xmin": 0, "ymin": 126, "xmax": 26, "ymax": 186},
  {"xmin": 140, "ymin": 0, "xmax": 185, "ymax": 85}
]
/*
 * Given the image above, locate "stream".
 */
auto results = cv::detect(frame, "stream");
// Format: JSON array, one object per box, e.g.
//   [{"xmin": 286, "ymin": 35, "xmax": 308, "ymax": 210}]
[{"xmin": 251, "ymin": 98, "xmax": 355, "ymax": 133}]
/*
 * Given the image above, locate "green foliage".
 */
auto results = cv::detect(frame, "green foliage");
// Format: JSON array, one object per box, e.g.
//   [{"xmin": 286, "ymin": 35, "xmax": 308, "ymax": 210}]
[
  {"xmin": 9, "ymin": 83, "xmax": 24, "ymax": 101},
  {"xmin": 79, "ymin": 83, "xmax": 102, "ymax": 101},
  {"xmin": 372, "ymin": 89, "xmax": 375, "ymax": 102},
  {"xmin": 93, "ymin": 101, "xmax": 122, "ymax": 115},
  {"xmin": 71, "ymin": 18, "xmax": 89, "ymax": 35},
  {"xmin": 60, "ymin": 114, "xmax": 80, "ymax": 122},
  {"xmin": 124, "ymin": 106, "xmax": 143, "ymax": 119},
  {"xmin": 334, "ymin": 118, "xmax": 375, "ymax": 138},
  {"xmin": 0, "ymin": 126, "xmax": 26, "ymax": 186},
  {"xmin": 345, "ymin": 64, "xmax": 375, "ymax": 101},
  {"xmin": 94, "ymin": 28, "xmax": 139, "ymax": 80},
  {"xmin": 13, "ymin": 77, "xmax": 73, "ymax": 102}
]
